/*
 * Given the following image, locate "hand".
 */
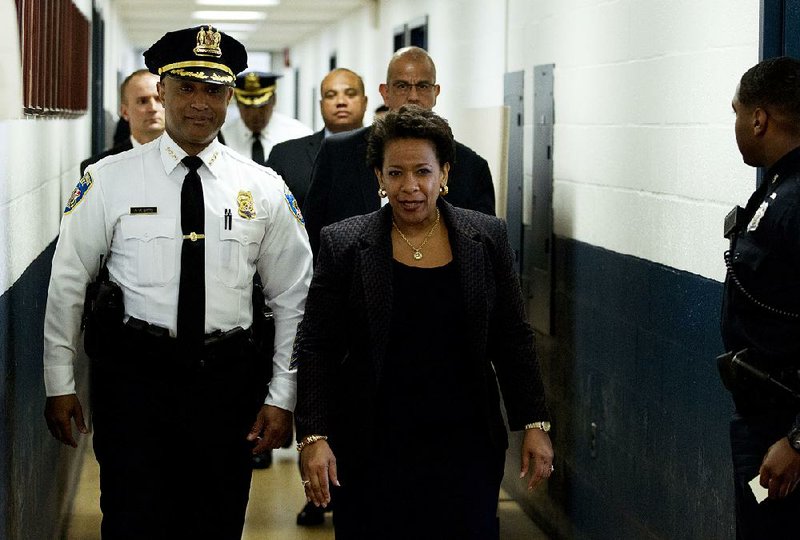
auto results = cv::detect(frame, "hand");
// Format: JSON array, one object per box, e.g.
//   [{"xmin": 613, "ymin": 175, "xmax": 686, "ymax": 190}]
[
  {"xmin": 519, "ymin": 428, "xmax": 554, "ymax": 491},
  {"xmin": 760, "ymin": 437, "xmax": 800, "ymax": 499},
  {"xmin": 44, "ymin": 394, "xmax": 88, "ymax": 448},
  {"xmin": 300, "ymin": 439, "xmax": 339, "ymax": 508},
  {"xmin": 247, "ymin": 405, "xmax": 293, "ymax": 453}
]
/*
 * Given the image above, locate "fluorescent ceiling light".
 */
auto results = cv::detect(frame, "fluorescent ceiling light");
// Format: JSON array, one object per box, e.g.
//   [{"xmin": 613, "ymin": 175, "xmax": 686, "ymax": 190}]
[
  {"xmin": 210, "ymin": 23, "xmax": 258, "ymax": 32},
  {"xmin": 196, "ymin": 0, "xmax": 279, "ymax": 5},
  {"xmin": 222, "ymin": 32, "xmax": 248, "ymax": 42},
  {"xmin": 192, "ymin": 10, "xmax": 267, "ymax": 21}
]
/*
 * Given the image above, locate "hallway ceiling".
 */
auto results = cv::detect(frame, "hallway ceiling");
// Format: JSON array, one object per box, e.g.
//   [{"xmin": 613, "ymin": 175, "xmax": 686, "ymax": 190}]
[{"xmin": 112, "ymin": 0, "xmax": 371, "ymax": 53}]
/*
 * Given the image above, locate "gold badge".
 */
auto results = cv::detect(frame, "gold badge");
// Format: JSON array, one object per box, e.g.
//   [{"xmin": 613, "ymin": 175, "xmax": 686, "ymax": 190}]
[
  {"xmin": 237, "ymin": 191, "xmax": 256, "ymax": 219},
  {"xmin": 194, "ymin": 26, "xmax": 222, "ymax": 58}
]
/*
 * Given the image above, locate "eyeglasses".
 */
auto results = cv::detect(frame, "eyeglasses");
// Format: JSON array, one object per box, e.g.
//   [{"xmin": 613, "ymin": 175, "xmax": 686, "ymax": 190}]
[{"xmin": 390, "ymin": 81, "xmax": 436, "ymax": 95}]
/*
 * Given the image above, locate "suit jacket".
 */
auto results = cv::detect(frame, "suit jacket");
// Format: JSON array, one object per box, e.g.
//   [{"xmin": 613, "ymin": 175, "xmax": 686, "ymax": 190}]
[
  {"xmin": 266, "ymin": 129, "xmax": 324, "ymax": 209},
  {"xmin": 302, "ymin": 125, "xmax": 496, "ymax": 256},
  {"xmin": 294, "ymin": 201, "xmax": 549, "ymax": 460},
  {"xmin": 80, "ymin": 139, "xmax": 133, "ymax": 175}
]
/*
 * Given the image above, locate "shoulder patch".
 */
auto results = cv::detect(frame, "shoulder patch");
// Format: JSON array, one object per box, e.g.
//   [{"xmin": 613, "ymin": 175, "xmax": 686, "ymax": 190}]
[
  {"xmin": 284, "ymin": 185, "xmax": 304, "ymax": 224},
  {"xmin": 64, "ymin": 172, "xmax": 93, "ymax": 214}
]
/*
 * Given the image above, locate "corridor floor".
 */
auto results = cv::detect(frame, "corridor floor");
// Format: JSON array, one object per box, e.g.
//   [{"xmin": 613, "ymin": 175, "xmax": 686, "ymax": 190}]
[{"xmin": 67, "ymin": 443, "xmax": 550, "ymax": 539}]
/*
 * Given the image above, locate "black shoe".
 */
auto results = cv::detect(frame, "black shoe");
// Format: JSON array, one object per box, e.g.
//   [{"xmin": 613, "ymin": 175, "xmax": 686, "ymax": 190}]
[
  {"xmin": 252, "ymin": 450, "xmax": 272, "ymax": 469},
  {"xmin": 296, "ymin": 501, "xmax": 325, "ymax": 526}
]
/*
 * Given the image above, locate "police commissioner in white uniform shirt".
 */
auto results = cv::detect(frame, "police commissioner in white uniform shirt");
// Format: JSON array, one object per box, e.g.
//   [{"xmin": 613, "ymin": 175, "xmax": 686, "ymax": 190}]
[
  {"xmin": 221, "ymin": 112, "xmax": 313, "ymax": 161},
  {"xmin": 43, "ymin": 132, "xmax": 313, "ymax": 412}
]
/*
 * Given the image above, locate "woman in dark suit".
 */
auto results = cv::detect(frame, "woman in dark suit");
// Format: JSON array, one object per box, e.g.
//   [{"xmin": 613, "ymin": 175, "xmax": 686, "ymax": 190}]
[{"xmin": 294, "ymin": 105, "xmax": 553, "ymax": 539}]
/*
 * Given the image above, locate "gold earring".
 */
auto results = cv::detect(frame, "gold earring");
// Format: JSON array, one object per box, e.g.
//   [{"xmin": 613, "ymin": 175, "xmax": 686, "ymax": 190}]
[
  {"xmin": 440, "ymin": 184, "xmax": 449, "ymax": 195},
  {"xmin": 378, "ymin": 187, "xmax": 387, "ymax": 198}
]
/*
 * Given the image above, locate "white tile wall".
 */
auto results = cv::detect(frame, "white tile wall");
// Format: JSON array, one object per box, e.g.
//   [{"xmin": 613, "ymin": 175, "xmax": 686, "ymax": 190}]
[
  {"xmin": 509, "ymin": 0, "xmax": 761, "ymax": 280},
  {"xmin": 1, "ymin": 0, "xmax": 130, "ymax": 294}
]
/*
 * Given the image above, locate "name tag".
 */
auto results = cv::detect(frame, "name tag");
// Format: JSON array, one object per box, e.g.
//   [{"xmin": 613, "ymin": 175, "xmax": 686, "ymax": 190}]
[{"xmin": 130, "ymin": 207, "xmax": 157, "ymax": 215}]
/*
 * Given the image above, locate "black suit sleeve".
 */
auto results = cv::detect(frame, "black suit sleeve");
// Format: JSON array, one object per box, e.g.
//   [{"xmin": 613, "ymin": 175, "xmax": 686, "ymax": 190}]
[
  {"xmin": 294, "ymin": 225, "xmax": 349, "ymax": 439},
  {"xmin": 486, "ymin": 218, "xmax": 549, "ymax": 427},
  {"xmin": 303, "ymin": 138, "xmax": 335, "ymax": 258},
  {"xmin": 471, "ymin": 154, "xmax": 496, "ymax": 216},
  {"xmin": 264, "ymin": 147, "xmax": 284, "ymax": 176},
  {"xmin": 80, "ymin": 141, "xmax": 134, "ymax": 176},
  {"xmin": 448, "ymin": 144, "xmax": 496, "ymax": 216},
  {"xmin": 267, "ymin": 135, "xmax": 319, "ymax": 210}
]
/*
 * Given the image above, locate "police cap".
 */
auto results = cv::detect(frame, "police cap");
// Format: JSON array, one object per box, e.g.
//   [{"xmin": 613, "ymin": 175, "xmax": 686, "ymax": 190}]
[
  {"xmin": 234, "ymin": 72, "xmax": 282, "ymax": 107},
  {"xmin": 143, "ymin": 25, "xmax": 247, "ymax": 86}
]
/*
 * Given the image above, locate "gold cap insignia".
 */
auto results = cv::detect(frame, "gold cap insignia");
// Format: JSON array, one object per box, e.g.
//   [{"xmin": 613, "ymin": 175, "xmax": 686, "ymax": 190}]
[
  {"xmin": 244, "ymin": 72, "xmax": 261, "ymax": 91},
  {"xmin": 194, "ymin": 26, "xmax": 222, "ymax": 58},
  {"xmin": 237, "ymin": 191, "xmax": 256, "ymax": 220}
]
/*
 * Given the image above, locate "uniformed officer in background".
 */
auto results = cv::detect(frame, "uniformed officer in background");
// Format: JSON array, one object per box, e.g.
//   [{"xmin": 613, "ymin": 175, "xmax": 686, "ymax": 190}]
[
  {"xmin": 221, "ymin": 71, "xmax": 312, "ymax": 165},
  {"xmin": 721, "ymin": 56, "xmax": 800, "ymax": 538},
  {"xmin": 43, "ymin": 25, "xmax": 312, "ymax": 539}
]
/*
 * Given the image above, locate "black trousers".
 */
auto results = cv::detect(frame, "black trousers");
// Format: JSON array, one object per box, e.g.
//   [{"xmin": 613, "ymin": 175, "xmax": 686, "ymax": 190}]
[
  {"xmin": 331, "ymin": 442, "xmax": 505, "ymax": 540},
  {"xmin": 731, "ymin": 410, "xmax": 800, "ymax": 540},
  {"xmin": 91, "ymin": 326, "xmax": 265, "ymax": 540}
]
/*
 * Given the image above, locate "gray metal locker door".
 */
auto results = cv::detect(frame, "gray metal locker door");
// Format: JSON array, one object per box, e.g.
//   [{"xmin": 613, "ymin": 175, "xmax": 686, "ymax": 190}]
[
  {"xmin": 527, "ymin": 64, "xmax": 554, "ymax": 335},
  {"xmin": 504, "ymin": 71, "xmax": 524, "ymax": 274}
]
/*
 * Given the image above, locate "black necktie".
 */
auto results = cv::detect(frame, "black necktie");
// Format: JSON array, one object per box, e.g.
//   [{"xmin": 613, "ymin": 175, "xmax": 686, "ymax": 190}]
[
  {"xmin": 252, "ymin": 132, "xmax": 265, "ymax": 165},
  {"xmin": 177, "ymin": 156, "xmax": 205, "ymax": 352}
]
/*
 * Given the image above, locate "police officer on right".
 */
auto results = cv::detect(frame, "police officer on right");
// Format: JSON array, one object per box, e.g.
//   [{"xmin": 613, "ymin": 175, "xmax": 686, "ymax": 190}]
[{"xmin": 722, "ymin": 56, "xmax": 800, "ymax": 538}]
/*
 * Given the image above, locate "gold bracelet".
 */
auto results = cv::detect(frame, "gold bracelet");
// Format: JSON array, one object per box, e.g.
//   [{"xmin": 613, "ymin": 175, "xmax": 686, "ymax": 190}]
[
  {"xmin": 524, "ymin": 421, "xmax": 551, "ymax": 432},
  {"xmin": 296, "ymin": 434, "xmax": 328, "ymax": 453}
]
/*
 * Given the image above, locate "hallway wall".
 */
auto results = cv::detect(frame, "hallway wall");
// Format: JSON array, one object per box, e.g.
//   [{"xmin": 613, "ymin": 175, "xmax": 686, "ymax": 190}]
[
  {"xmin": 1, "ymin": 1, "xmax": 132, "ymax": 537},
  {"xmin": 503, "ymin": 1, "xmax": 757, "ymax": 537}
]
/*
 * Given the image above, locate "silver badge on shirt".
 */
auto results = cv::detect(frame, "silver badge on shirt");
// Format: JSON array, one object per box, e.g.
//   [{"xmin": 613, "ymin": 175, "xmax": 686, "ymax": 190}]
[{"xmin": 747, "ymin": 193, "xmax": 777, "ymax": 232}]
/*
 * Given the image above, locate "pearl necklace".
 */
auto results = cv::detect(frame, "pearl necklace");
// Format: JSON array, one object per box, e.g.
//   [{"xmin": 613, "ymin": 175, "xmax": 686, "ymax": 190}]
[{"xmin": 392, "ymin": 209, "xmax": 440, "ymax": 260}]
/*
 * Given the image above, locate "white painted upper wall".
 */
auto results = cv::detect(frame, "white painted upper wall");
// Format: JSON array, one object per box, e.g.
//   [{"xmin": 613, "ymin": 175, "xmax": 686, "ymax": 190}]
[
  {"xmin": 289, "ymin": 1, "xmax": 507, "ymax": 136},
  {"xmin": 508, "ymin": 0, "xmax": 760, "ymax": 280},
  {"xmin": 0, "ymin": 0, "xmax": 132, "ymax": 294}
]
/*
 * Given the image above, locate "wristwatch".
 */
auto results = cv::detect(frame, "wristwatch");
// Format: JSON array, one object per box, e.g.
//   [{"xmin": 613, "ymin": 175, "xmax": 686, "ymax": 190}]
[
  {"xmin": 788, "ymin": 426, "xmax": 800, "ymax": 453},
  {"xmin": 525, "ymin": 421, "xmax": 551, "ymax": 432}
]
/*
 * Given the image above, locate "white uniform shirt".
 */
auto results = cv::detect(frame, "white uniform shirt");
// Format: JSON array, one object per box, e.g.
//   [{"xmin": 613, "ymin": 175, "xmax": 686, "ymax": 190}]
[
  {"xmin": 43, "ymin": 132, "xmax": 313, "ymax": 412},
  {"xmin": 221, "ymin": 112, "xmax": 312, "ymax": 161}
]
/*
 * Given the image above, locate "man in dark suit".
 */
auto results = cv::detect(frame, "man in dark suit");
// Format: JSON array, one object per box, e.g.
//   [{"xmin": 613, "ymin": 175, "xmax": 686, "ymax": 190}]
[
  {"xmin": 266, "ymin": 67, "xmax": 368, "ymax": 526},
  {"xmin": 267, "ymin": 68, "xmax": 368, "ymax": 208},
  {"xmin": 302, "ymin": 46, "xmax": 496, "ymax": 256},
  {"xmin": 80, "ymin": 69, "xmax": 165, "ymax": 174}
]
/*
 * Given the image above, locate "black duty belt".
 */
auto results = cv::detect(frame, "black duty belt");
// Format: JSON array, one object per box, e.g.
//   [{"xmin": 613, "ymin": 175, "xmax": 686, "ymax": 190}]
[
  {"xmin": 119, "ymin": 317, "xmax": 253, "ymax": 369},
  {"xmin": 717, "ymin": 348, "xmax": 800, "ymax": 412}
]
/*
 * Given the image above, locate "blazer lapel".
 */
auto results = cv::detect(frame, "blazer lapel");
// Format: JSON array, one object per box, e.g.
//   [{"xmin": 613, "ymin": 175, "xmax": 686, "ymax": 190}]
[
  {"xmin": 445, "ymin": 203, "xmax": 489, "ymax": 359},
  {"xmin": 358, "ymin": 207, "xmax": 394, "ymax": 382},
  {"xmin": 305, "ymin": 130, "xmax": 324, "ymax": 166}
]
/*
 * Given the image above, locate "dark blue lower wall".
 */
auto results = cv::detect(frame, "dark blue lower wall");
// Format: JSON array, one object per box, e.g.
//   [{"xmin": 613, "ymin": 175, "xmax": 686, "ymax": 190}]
[
  {"xmin": 0, "ymin": 241, "xmax": 87, "ymax": 540},
  {"xmin": 504, "ymin": 237, "xmax": 734, "ymax": 539}
]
